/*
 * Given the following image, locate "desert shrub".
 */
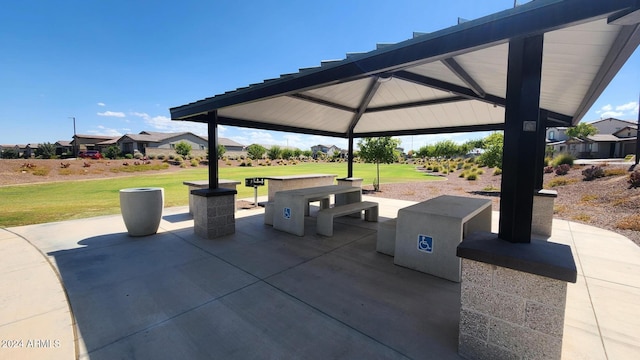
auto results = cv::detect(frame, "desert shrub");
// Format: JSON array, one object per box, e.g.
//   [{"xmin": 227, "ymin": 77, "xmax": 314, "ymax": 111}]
[
  {"xmin": 616, "ymin": 214, "xmax": 640, "ymax": 231},
  {"xmin": 124, "ymin": 153, "xmax": 134, "ymax": 160},
  {"xmin": 32, "ymin": 167, "xmax": 51, "ymax": 176},
  {"xmin": 582, "ymin": 166, "xmax": 605, "ymax": 181},
  {"xmin": 492, "ymin": 168, "xmax": 502, "ymax": 176},
  {"xmin": 466, "ymin": 173, "xmax": 478, "ymax": 181},
  {"xmin": 572, "ymin": 214, "xmax": 591, "ymax": 222},
  {"xmin": 147, "ymin": 154, "xmax": 156, "ymax": 160},
  {"xmin": 544, "ymin": 166, "xmax": 554, "ymax": 174},
  {"xmin": 580, "ymin": 194, "xmax": 598, "ymax": 202},
  {"xmin": 432, "ymin": 165, "xmax": 440, "ymax": 173},
  {"xmin": 604, "ymin": 168, "xmax": 627, "ymax": 177},
  {"xmin": 463, "ymin": 163, "xmax": 473, "ymax": 170},
  {"xmin": 133, "ymin": 152, "xmax": 143, "ymax": 160},
  {"xmin": 476, "ymin": 169, "xmax": 484, "ymax": 175},
  {"xmin": 552, "ymin": 153, "xmax": 575, "ymax": 167},
  {"xmin": 458, "ymin": 172, "xmax": 466, "ymax": 178},
  {"xmin": 168, "ymin": 154, "xmax": 175, "ymax": 160},
  {"xmin": 629, "ymin": 170, "xmax": 640, "ymax": 189},
  {"xmin": 190, "ymin": 159, "xmax": 199, "ymax": 167},
  {"xmin": 156, "ymin": 154, "xmax": 166, "ymax": 160},
  {"xmin": 555, "ymin": 164, "xmax": 570, "ymax": 176},
  {"xmin": 547, "ymin": 178, "xmax": 570, "ymax": 187}
]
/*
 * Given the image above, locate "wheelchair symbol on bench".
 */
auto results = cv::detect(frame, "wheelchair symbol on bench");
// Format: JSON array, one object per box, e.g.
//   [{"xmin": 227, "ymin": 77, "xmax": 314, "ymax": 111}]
[
  {"xmin": 283, "ymin": 207, "xmax": 291, "ymax": 219},
  {"xmin": 417, "ymin": 235, "xmax": 433, "ymax": 253}
]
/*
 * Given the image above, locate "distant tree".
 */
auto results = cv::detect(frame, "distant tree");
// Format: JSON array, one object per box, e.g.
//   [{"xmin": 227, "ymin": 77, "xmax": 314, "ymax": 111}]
[
  {"xmin": 175, "ymin": 141, "xmax": 192, "ymax": 158},
  {"xmin": 416, "ymin": 144, "xmax": 436, "ymax": 159},
  {"xmin": 433, "ymin": 140, "xmax": 463, "ymax": 158},
  {"xmin": 246, "ymin": 144, "xmax": 266, "ymax": 162},
  {"xmin": 566, "ymin": 122, "xmax": 598, "ymax": 139},
  {"xmin": 301, "ymin": 150, "xmax": 312, "ymax": 158},
  {"xmin": 477, "ymin": 132, "xmax": 504, "ymax": 168},
  {"xmin": 103, "ymin": 145, "xmax": 120, "ymax": 159},
  {"xmin": 1, "ymin": 148, "xmax": 20, "ymax": 159},
  {"xmin": 216, "ymin": 144, "xmax": 226, "ymax": 160},
  {"xmin": 267, "ymin": 145, "xmax": 282, "ymax": 160},
  {"xmin": 281, "ymin": 148, "xmax": 294, "ymax": 160},
  {"xmin": 35, "ymin": 142, "xmax": 56, "ymax": 159},
  {"xmin": 358, "ymin": 136, "xmax": 400, "ymax": 191}
]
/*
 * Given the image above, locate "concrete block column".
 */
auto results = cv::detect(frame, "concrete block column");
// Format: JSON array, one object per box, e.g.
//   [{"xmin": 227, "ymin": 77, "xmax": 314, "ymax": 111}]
[
  {"xmin": 531, "ymin": 189, "xmax": 557, "ymax": 237},
  {"xmin": 457, "ymin": 232, "xmax": 577, "ymax": 360},
  {"xmin": 192, "ymin": 188, "xmax": 237, "ymax": 239}
]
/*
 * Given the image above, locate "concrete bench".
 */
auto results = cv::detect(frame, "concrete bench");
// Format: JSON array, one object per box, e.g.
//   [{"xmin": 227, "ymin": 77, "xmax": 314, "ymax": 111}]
[
  {"xmin": 376, "ymin": 218, "xmax": 397, "ymax": 256},
  {"xmin": 316, "ymin": 201, "xmax": 378, "ymax": 236}
]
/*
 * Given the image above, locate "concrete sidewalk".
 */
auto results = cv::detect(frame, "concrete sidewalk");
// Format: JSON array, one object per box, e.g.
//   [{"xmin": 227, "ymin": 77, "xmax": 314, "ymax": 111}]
[{"xmin": 1, "ymin": 196, "xmax": 639, "ymax": 359}]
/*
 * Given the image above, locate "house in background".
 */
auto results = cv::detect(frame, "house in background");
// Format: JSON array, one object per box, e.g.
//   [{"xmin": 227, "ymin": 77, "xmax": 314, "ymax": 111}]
[
  {"xmin": 117, "ymin": 131, "xmax": 208, "ymax": 157},
  {"xmin": 547, "ymin": 118, "xmax": 638, "ymax": 159},
  {"xmin": 212, "ymin": 137, "xmax": 245, "ymax": 158},
  {"xmin": 311, "ymin": 144, "xmax": 343, "ymax": 158},
  {"xmin": 72, "ymin": 135, "xmax": 118, "ymax": 153},
  {"xmin": 55, "ymin": 140, "xmax": 73, "ymax": 157}
]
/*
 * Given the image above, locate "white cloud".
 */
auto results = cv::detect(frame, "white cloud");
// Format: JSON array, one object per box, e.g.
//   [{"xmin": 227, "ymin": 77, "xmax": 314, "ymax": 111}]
[
  {"xmin": 616, "ymin": 101, "xmax": 639, "ymax": 113},
  {"xmin": 97, "ymin": 111, "xmax": 126, "ymax": 118},
  {"xmin": 596, "ymin": 101, "xmax": 638, "ymax": 119},
  {"xmin": 97, "ymin": 102, "xmax": 106, "ymax": 107},
  {"xmin": 136, "ymin": 113, "xmax": 208, "ymax": 135},
  {"xmin": 599, "ymin": 110, "xmax": 625, "ymax": 118},
  {"xmin": 87, "ymin": 126, "xmax": 123, "ymax": 137}
]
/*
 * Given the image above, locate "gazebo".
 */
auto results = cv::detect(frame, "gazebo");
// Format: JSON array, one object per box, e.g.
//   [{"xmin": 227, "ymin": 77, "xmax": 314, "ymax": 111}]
[{"xmin": 171, "ymin": 1, "xmax": 639, "ymax": 357}]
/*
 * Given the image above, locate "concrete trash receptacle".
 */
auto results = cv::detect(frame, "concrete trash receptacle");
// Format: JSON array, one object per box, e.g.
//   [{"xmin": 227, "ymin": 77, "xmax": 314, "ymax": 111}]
[{"xmin": 119, "ymin": 187, "xmax": 164, "ymax": 236}]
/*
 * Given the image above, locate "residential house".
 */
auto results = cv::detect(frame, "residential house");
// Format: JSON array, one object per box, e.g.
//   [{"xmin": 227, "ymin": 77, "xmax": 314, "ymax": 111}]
[
  {"xmin": 118, "ymin": 131, "xmax": 208, "ymax": 157},
  {"xmin": 55, "ymin": 140, "xmax": 73, "ymax": 157},
  {"xmin": 547, "ymin": 118, "xmax": 638, "ymax": 159},
  {"xmin": 0, "ymin": 144, "xmax": 24, "ymax": 158},
  {"xmin": 311, "ymin": 144, "xmax": 343, "ymax": 158},
  {"xmin": 72, "ymin": 135, "xmax": 119, "ymax": 153}
]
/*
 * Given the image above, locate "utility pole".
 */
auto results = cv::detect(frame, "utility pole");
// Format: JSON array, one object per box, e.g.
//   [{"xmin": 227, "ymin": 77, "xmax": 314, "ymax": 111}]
[
  {"xmin": 69, "ymin": 117, "xmax": 77, "ymax": 158},
  {"xmin": 635, "ymin": 96, "xmax": 640, "ymax": 166}
]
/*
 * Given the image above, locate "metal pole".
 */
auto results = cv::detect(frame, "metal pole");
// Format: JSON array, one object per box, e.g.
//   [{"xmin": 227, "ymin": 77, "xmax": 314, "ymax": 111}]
[
  {"xmin": 69, "ymin": 117, "xmax": 77, "ymax": 158},
  {"xmin": 635, "ymin": 93, "xmax": 639, "ymax": 165}
]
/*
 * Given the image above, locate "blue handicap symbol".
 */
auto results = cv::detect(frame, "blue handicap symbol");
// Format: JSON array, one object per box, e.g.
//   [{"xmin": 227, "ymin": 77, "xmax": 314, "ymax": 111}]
[
  {"xmin": 417, "ymin": 235, "xmax": 433, "ymax": 253},
  {"xmin": 283, "ymin": 207, "xmax": 291, "ymax": 219}
]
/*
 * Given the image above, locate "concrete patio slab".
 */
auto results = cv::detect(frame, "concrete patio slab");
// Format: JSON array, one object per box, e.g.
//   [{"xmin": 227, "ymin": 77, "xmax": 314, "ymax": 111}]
[{"xmin": 1, "ymin": 195, "xmax": 639, "ymax": 359}]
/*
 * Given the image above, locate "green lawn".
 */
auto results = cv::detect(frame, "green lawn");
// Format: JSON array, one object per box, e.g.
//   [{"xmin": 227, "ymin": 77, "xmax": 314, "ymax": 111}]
[{"xmin": 0, "ymin": 162, "xmax": 441, "ymax": 227}]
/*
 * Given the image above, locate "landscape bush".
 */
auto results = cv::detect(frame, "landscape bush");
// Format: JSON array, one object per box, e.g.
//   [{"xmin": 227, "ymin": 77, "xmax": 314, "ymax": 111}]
[
  {"xmin": 629, "ymin": 170, "xmax": 640, "ymax": 189},
  {"xmin": 555, "ymin": 164, "xmax": 571, "ymax": 176},
  {"xmin": 552, "ymin": 153, "xmax": 575, "ymax": 167},
  {"xmin": 604, "ymin": 168, "xmax": 627, "ymax": 177},
  {"xmin": 581, "ymin": 166, "xmax": 605, "ymax": 181},
  {"xmin": 544, "ymin": 166, "xmax": 554, "ymax": 174},
  {"xmin": 492, "ymin": 168, "xmax": 502, "ymax": 176}
]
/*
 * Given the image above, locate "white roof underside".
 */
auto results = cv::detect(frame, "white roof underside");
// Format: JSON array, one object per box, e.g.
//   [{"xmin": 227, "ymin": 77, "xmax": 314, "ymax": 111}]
[{"xmin": 172, "ymin": 0, "xmax": 640, "ymax": 138}]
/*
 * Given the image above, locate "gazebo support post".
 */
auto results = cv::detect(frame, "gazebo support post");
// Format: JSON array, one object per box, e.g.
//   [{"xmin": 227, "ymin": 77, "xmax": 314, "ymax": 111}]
[
  {"xmin": 192, "ymin": 110, "xmax": 237, "ymax": 239},
  {"xmin": 347, "ymin": 134, "xmax": 354, "ymax": 178},
  {"xmin": 456, "ymin": 35, "xmax": 576, "ymax": 360}
]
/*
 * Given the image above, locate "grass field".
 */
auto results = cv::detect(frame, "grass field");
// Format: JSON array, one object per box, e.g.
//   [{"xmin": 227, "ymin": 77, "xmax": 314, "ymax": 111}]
[{"xmin": 0, "ymin": 162, "xmax": 441, "ymax": 227}]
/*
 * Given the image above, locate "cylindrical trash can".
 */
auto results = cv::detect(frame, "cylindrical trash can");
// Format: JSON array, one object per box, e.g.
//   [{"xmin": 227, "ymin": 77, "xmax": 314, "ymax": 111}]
[{"xmin": 119, "ymin": 187, "xmax": 164, "ymax": 236}]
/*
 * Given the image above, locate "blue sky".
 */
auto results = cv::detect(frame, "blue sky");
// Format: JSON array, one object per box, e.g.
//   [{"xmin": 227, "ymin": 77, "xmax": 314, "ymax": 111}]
[{"xmin": 1, "ymin": 0, "xmax": 638, "ymax": 151}]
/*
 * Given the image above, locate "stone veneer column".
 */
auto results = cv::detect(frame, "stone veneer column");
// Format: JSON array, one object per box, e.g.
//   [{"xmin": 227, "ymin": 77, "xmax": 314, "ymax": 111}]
[
  {"xmin": 457, "ymin": 232, "xmax": 576, "ymax": 360},
  {"xmin": 192, "ymin": 188, "xmax": 237, "ymax": 239}
]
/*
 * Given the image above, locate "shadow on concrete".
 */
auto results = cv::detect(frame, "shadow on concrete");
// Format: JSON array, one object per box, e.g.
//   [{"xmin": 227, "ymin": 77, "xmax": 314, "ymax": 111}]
[{"xmin": 47, "ymin": 211, "xmax": 463, "ymax": 359}]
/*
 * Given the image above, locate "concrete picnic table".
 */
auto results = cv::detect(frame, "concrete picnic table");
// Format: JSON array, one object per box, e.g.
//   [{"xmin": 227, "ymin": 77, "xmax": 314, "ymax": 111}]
[{"xmin": 272, "ymin": 185, "xmax": 362, "ymax": 236}]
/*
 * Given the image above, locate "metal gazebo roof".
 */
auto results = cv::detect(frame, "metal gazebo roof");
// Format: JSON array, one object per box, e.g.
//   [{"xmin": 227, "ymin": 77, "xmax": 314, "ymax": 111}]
[{"xmin": 170, "ymin": 0, "xmax": 640, "ymax": 139}]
